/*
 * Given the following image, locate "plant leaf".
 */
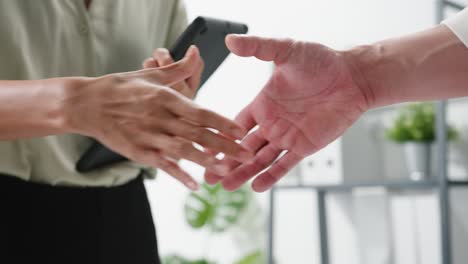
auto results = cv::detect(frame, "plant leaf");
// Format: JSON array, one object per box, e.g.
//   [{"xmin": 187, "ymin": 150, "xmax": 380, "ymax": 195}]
[
  {"xmin": 386, "ymin": 103, "xmax": 457, "ymax": 143},
  {"xmin": 184, "ymin": 183, "xmax": 250, "ymax": 232},
  {"xmin": 162, "ymin": 255, "xmax": 216, "ymax": 264},
  {"xmin": 234, "ymin": 250, "xmax": 265, "ymax": 264}
]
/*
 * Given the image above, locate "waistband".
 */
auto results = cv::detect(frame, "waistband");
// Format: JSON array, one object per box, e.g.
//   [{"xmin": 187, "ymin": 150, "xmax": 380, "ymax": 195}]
[{"xmin": 0, "ymin": 172, "xmax": 144, "ymax": 196}]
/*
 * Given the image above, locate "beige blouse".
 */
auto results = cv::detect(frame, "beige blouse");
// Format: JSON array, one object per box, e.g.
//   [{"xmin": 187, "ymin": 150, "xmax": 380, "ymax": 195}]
[{"xmin": 0, "ymin": 0, "xmax": 188, "ymax": 186}]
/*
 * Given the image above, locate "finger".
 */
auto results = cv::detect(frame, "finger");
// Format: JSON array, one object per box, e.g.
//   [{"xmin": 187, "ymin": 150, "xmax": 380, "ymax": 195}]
[
  {"xmin": 132, "ymin": 148, "xmax": 199, "ymax": 191},
  {"xmin": 153, "ymin": 48, "xmax": 190, "ymax": 94},
  {"xmin": 187, "ymin": 55, "xmax": 204, "ymax": 92},
  {"xmin": 143, "ymin": 57, "xmax": 158, "ymax": 69},
  {"xmin": 154, "ymin": 156, "xmax": 199, "ymax": 191},
  {"xmin": 160, "ymin": 152, "xmax": 179, "ymax": 163},
  {"xmin": 203, "ymin": 148, "xmax": 224, "ymax": 185},
  {"xmin": 152, "ymin": 134, "xmax": 228, "ymax": 174},
  {"xmin": 164, "ymin": 98, "xmax": 248, "ymax": 140},
  {"xmin": 143, "ymin": 45, "xmax": 200, "ymax": 86},
  {"xmin": 234, "ymin": 104, "xmax": 257, "ymax": 132},
  {"xmin": 164, "ymin": 119, "xmax": 252, "ymax": 163},
  {"xmin": 242, "ymin": 129, "xmax": 269, "ymax": 152},
  {"xmin": 204, "ymin": 171, "xmax": 223, "ymax": 185},
  {"xmin": 202, "ymin": 147, "xmax": 219, "ymax": 157},
  {"xmin": 222, "ymin": 144, "xmax": 282, "ymax": 191},
  {"xmin": 205, "ymin": 157, "xmax": 240, "ymax": 185},
  {"xmin": 204, "ymin": 130, "xmax": 269, "ymax": 185},
  {"xmin": 251, "ymin": 151, "xmax": 302, "ymax": 192},
  {"xmin": 156, "ymin": 46, "xmax": 201, "ymax": 98},
  {"xmin": 214, "ymin": 129, "xmax": 269, "ymax": 174},
  {"xmin": 154, "ymin": 48, "xmax": 175, "ymax": 66},
  {"xmin": 226, "ymin": 34, "xmax": 294, "ymax": 64},
  {"xmin": 204, "ymin": 155, "xmax": 239, "ymax": 185}
]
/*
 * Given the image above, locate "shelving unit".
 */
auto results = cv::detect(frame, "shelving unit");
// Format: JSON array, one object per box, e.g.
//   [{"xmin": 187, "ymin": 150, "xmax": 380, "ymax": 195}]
[{"xmin": 266, "ymin": 1, "xmax": 466, "ymax": 264}]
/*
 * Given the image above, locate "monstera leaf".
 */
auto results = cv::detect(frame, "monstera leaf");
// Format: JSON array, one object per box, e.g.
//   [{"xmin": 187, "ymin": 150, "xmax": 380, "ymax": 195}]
[
  {"xmin": 234, "ymin": 251, "xmax": 265, "ymax": 264},
  {"xmin": 162, "ymin": 255, "xmax": 215, "ymax": 264},
  {"xmin": 184, "ymin": 183, "xmax": 250, "ymax": 232}
]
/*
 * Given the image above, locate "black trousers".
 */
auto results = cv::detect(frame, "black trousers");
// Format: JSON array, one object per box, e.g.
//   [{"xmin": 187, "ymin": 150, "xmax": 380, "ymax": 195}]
[{"xmin": 0, "ymin": 174, "xmax": 160, "ymax": 264}]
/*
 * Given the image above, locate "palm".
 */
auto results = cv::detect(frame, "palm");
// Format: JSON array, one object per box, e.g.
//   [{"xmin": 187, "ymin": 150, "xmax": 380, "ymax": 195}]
[
  {"xmin": 253, "ymin": 41, "xmax": 366, "ymax": 157},
  {"xmin": 205, "ymin": 37, "xmax": 368, "ymax": 192}
]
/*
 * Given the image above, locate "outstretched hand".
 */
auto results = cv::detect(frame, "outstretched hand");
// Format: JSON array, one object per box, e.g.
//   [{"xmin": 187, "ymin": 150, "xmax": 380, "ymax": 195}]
[{"xmin": 205, "ymin": 35, "xmax": 370, "ymax": 192}]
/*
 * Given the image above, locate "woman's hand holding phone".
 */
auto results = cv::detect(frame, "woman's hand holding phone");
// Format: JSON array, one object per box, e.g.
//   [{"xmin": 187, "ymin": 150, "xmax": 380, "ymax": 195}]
[
  {"xmin": 143, "ymin": 46, "xmax": 204, "ymax": 99},
  {"xmin": 65, "ymin": 47, "xmax": 251, "ymax": 191},
  {"xmin": 77, "ymin": 17, "xmax": 249, "ymax": 179}
]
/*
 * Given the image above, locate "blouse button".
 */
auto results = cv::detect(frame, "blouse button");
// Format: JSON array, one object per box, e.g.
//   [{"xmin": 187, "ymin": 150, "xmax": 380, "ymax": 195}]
[{"xmin": 79, "ymin": 23, "xmax": 89, "ymax": 36}]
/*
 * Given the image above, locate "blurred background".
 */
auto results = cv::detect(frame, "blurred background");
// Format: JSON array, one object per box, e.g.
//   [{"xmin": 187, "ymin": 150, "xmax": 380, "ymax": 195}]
[{"xmin": 145, "ymin": 0, "xmax": 468, "ymax": 263}]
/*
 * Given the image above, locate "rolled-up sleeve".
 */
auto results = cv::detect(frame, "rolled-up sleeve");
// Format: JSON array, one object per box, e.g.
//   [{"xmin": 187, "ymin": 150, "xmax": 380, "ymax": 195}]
[{"xmin": 442, "ymin": 8, "xmax": 468, "ymax": 48}]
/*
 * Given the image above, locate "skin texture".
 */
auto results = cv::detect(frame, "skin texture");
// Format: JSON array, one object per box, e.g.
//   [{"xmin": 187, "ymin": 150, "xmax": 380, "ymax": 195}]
[
  {"xmin": 143, "ymin": 47, "xmax": 204, "ymax": 100},
  {"xmin": 141, "ymin": 47, "xmax": 205, "ymax": 165},
  {"xmin": 204, "ymin": 37, "xmax": 368, "ymax": 192},
  {"xmin": 205, "ymin": 25, "xmax": 468, "ymax": 192},
  {"xmin": 0, "ymin": 47, "xmax": 252, "ymax": 191},
  {"xmin": 66, "ymin": 47, "xmax": 254, "ymax": 191},
  {"xmin": 345, "ymin": 25, "xmax": 468, "ymax": 107}
]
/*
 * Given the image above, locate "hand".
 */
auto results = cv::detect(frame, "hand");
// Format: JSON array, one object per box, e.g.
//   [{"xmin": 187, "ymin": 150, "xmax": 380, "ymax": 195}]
[
  {"xmin": 141, "ymin": 47, "xmax": 204, "ymax": 164},
  {"xmin": 205, "ymin": 35, "xmax": 370, "ymax": 192},
  {"xmin": 143, "ymin": 46, "xmax": 204, "ymax": 99},
  {"xmin": 64, "ymin": 47, "xmax": 252, "ymax": 190}
]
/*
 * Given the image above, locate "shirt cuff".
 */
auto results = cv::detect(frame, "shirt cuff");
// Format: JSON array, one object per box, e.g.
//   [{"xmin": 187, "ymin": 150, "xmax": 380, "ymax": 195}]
[{"xmin": 442, "ymin": 8, "xmax": 468, "ymax": 48}]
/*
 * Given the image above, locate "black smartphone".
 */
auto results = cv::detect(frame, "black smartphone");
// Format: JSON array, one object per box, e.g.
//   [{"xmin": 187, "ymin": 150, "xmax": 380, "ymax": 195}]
[{"xmin": 76, "ymin": 16, "xmax": 249, "ymax": 173}]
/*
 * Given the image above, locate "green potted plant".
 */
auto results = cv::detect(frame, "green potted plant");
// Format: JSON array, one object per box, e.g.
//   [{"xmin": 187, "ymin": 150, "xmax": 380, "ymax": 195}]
[
  {"xmin": 163, "ymin": 183, "xmax": 265, "ymax": 264},
  {"xmin": 386, "ymin": 103, "xmax": 457, "ymax": 180}
]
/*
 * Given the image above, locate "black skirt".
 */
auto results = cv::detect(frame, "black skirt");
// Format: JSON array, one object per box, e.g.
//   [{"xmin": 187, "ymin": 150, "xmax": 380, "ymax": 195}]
[{"xmin": 0, "ymin": 174, "xmax": 160, "ymax": 264}]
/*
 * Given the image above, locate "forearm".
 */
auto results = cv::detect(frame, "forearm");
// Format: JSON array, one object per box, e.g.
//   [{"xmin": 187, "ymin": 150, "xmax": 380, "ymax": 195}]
[
  {"xmin": 0, "ymin": 78, "xmax": 75, "ymax": 140},
  {"xmin": 345, "ymin": 25, "xmax": 468, "ymax": 109}
]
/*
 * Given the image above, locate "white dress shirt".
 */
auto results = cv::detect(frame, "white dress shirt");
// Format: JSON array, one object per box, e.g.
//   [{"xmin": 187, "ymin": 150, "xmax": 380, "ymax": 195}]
[{"xmin": 443, "ymin": 7, "xmax": 468, "ymax": 47}]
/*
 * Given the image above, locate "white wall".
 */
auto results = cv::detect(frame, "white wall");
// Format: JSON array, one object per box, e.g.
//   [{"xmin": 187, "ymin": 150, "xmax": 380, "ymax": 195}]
[{"xmin": 145, "ymin": 0, "xmax": 441, "ymax": 263}]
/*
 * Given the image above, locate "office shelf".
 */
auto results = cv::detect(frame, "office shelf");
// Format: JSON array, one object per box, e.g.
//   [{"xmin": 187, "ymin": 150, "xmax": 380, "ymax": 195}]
[
  {"xmin": 274, "ymin": 179, "xmax": 439, "ymax": 192},
  {"xmin": 266, "ymin": 2, "xmax": 466, "ymax": 264},
  {"xmin": 274, "ymin": 179, "xmax": 468, "ymax": 192},
  {"xmin": 447, "ymin": 180, "xmax": 468, "ymax": 187}
]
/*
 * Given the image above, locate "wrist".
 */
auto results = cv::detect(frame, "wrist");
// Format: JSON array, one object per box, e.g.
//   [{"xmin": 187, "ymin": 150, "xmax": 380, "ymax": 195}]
[
  {"xmin": 57, "ymin": 77, "xmax": 94, "ymax": 135},
  {"xmin": 342, "ymin": 43, "xmax": 401, "ymax": 109},
  {"xmin": 342, "ymin": 45, "xmax": 380, "ymax": 109},
  {"xmin": 34, "ymin": 77, "xmax": 73, "ymax": 135}
]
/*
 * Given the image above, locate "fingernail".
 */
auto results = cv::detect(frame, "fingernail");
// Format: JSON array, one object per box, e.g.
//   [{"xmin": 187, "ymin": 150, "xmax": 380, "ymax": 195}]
[
  {"xmin": 187, "ymin": 45, "xmax": 198, "ymax": 55},
  {"xmin": 187, "ymin": 181, "xmax": 199, "ymax": 191}
]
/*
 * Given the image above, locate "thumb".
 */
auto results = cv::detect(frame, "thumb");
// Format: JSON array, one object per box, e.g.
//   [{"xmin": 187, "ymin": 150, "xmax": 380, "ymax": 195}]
[
  {"xmin": 150, "ymin": 45, "xmax": 200, "ymax": 86},
  {"xmin": 226, "ymin": 34, "xmax": 294, "ymax": 64}
]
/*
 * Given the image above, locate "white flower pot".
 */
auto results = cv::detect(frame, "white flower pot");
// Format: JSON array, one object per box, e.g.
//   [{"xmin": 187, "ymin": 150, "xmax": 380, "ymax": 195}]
[{"xmin": 403, "ymin": 142, "xmax": 431, "ymax": 181}]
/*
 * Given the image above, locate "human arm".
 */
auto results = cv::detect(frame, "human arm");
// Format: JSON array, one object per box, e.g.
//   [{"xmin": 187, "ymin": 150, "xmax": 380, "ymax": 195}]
[
  {"xmin": 0, "ymin": 47, "xmax": 251, "ymax": 190},
  {"xmin": 205, "ymin": 22, "xmax": 468, "ymax": 192},
  {"xmin": 0, "ymin": 78, "xmax": 69, "ymax": 139},
  {"xmin": 346, "ymin": 24, "xmax": 468, "ymax": 109}
]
